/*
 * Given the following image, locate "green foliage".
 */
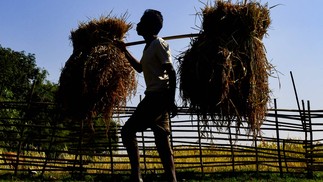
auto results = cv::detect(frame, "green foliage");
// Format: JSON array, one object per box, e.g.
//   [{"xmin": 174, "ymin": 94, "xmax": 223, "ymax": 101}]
[
  {"xmin": 0, "ymin": 45, "xmax": 50, "ymax": 102},
  {"xmin": 0, "ymin": 45, "xmax": 61, "ymax": 153},
  {"xmin": 66, "ymin": 117, "xmax": 120, "ymax": 155}
]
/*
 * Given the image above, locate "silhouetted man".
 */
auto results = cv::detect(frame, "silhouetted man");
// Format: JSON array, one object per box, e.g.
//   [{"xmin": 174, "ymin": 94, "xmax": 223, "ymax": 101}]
[{"xmin": 119, "ymin": 9, "xmax": 177, "ymax": 182}]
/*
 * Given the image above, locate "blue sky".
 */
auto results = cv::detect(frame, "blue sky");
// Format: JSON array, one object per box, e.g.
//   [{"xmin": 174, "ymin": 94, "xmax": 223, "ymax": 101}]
[{"xmin": 1, "ymin": 0, "xmax": 323, "ymax": 110}]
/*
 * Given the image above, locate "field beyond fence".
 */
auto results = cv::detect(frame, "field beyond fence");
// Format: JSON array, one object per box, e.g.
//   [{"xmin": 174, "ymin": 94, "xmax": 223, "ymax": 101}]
[{"xmin": 1, "ymin": 100, "xmax": 323, "ymax": 180}]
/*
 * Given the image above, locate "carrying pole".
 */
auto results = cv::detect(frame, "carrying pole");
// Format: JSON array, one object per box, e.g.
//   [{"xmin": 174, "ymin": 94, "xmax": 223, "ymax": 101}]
[{"xmin": 125, "ymin": 33, "xmax": 199, "ymax": 46}]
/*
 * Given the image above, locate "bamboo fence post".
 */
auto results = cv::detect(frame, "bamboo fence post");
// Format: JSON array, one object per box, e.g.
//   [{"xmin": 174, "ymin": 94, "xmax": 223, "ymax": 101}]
[
  {"xmin": 301, "ymin": 100, "xmax": 310, "ymax": 175},
  {"xmin": 169, "ymin": 114, "xmax": 174, "ymax": 151},
  {"xmin": 14, "ymin": 81, "xmax": 36, "ymax": 175},
  {"xmin": 302, "ymin": 100, "xmax": 311, "ymax": 177},
  {"xmin": 79, "ymin": 120, "xmax": 85, "ymax": 179},
  {"xmin": 254, "ymin": 137, "xmax": 259, "ymax": 175},
  {"xmin": 197, "ymin": 116, "xmax": 204, "ymax": 175},
  {"xmin": 108, "ymin": 131, "xmax": 114, "ymax": 175},
  {"xmin": 141, "ymin": 131, "xmax": 147, "ymax": 175},
  {"xmin": 283, "ymin": 140, "xmax": 289, "ymax": 173},
  {"xmin": 73, "ymin": 120, "xmax": 84, "ymax": 179},
  {"xmin": 15, "ymin": 119, "xmax": 25, "ymax": 175},
  {"xmin": 228, "ymin": 122, "xmax": 235, "ymax": 174},
  {"xmin": 15, "ymin": 124, "xmax": 24, "ymax": 175},
  {"xmin": 274, "ymin": 99, "xmax": 283, "ymax": 177},
  {"xmin": 41, "ymin": 108, "xmax": 59, "ymax": 177},
  {"xmin": 306, "ymin": 100, "xmax": 313, "ymax": 178},
  {"xmin": 290, "ymin": 71, "xmax": 305, "ymax": 129}
]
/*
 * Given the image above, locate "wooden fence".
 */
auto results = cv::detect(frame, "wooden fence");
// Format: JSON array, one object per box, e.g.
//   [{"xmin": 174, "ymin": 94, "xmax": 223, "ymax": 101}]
[{"xmin": 0, "ymin": 100, "xmax": 323, "ymax": 179}]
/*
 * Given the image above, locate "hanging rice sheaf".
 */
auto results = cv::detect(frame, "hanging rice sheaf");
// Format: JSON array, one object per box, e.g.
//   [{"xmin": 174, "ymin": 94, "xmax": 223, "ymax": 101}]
[
  {"xmin": 178, "ymin": 0, "xmax": 273, "ymax": 136},
  {"xmin": 56, "ymin": 15, "xmax": 137, "ymax": 129}
]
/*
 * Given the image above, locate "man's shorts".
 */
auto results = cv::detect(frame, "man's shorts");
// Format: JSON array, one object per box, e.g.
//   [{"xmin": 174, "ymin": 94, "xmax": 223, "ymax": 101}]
[{"xmin": 123, "ymin": 91, "xmax": 170, "ymax": 136}]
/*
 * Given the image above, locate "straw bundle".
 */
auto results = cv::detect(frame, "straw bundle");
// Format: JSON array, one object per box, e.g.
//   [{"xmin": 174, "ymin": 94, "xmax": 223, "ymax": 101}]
[
  {"xmin": 178, "ymin": 0, "xmax": 273, "ymax": 136},
  {"xmin": 56, "ymin": 15, "xmax": 136, "ymax": 129}
]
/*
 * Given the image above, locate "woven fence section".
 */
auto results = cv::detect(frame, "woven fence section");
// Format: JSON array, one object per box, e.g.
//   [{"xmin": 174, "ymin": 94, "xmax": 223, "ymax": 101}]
[{"xmin": 0, "ymin": 101, "xmax": 322, "ymax": 178}]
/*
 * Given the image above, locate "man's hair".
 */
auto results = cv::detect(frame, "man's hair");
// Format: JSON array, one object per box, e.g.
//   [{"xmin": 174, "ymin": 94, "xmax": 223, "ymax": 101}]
[{"xmin": 142, "ymin": 9, "xmax": 163, "ymax": 35}]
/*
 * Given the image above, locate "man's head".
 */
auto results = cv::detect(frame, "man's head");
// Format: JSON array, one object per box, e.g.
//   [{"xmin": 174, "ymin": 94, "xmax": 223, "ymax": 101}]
[{"xmin": 136, "ymin": 9, "xmax": 163, "ymax": 36}]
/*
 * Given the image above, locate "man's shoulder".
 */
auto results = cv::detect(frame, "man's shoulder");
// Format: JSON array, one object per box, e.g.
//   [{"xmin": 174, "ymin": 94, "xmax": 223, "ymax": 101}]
[{"xmin": 153, "ymin": 37, "xmax": 169, "ymax": 49}]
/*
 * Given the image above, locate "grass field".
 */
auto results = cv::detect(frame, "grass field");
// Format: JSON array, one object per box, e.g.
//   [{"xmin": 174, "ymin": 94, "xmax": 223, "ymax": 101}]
[
  {"xmin": 1, "ymin": 171, "xmax": 323, "ymax": 181},
  {"xmin": 1, "ymin": 140, "xmax": 323, "ymax": 181}
]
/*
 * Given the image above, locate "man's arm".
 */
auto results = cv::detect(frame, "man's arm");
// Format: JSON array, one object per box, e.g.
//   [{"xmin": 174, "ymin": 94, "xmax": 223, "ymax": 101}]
[
  {"xmin": 163, "ymin": 63, "xmax": 177, "ymax": 118},
  {"xmin": 115, "ymin": 40, "xmax": 142, "ymax": 73},
  {"xmin": 123, "ymin": 49, "xmax": 143, "ymax": 73},
  {"xmin": 163, "ymin": 63, "xmax": 176, "ymax": 102}
]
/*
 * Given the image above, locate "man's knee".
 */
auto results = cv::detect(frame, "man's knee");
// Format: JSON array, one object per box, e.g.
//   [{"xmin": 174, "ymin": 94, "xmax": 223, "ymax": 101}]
[
  {"xmin": 155, "ymin": 132, "xmax": 172, "ymax": 149},
  {"xmin": 121, "ymin": 125, "xmax": 129, "ymax": 141},
  {"xmin": 121, "ymin": 123, "xmax": 135, "ymax": 145}
]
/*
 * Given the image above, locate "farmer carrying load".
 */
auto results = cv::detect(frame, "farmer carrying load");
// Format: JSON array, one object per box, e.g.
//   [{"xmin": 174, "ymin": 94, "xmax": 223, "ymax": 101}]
[{"xmin": 118, "ymin": 9, "xmax": 177, "ymax": 182}]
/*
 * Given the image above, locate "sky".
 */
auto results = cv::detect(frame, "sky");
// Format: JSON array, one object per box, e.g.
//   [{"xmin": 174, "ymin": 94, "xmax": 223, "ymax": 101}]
[{"xmin": 1, "ymin": 0, "xmax": 323, "ymax": 110}]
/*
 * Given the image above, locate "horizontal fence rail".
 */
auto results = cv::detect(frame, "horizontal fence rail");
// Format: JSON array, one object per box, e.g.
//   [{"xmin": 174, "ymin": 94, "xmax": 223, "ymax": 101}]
[{"xmin": 0, "ymin": 101, "xmax": 322, "ymax": 179}]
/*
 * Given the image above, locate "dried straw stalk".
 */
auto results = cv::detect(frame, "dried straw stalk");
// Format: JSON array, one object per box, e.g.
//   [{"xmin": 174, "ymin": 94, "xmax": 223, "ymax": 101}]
[
  {"xmin": 56, "ymin": 15, "xmax": 136, "ymax": 130},
  {"xmin": 178, "ymin": 0, "xmax": 273, "ymax": 136}
]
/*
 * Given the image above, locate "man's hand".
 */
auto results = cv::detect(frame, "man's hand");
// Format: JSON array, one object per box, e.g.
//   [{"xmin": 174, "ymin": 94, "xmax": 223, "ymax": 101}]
[
  {"xmin": 169, "ymin": 102, "xmax": 178, "ymax": 118},
  {"xmin": 114, "ymin": 39, "xmax": 143, "ymax": 73},
  {"xmin": 114, "ymin": 39, "xmax": 127, "ymax": 52}
]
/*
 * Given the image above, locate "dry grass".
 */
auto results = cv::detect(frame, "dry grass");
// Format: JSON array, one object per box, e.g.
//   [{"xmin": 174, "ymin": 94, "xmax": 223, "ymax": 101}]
[
  {"xmin": 178, "ymin": 0, "xmax": 273, "ymax": 136},
  {"xmin": 0, "ymin": 141, "xmax": 312, "ymax": 178},
  {"xmin": 56, "ymin": 15, "xmax": 137, "ymax": 130}
]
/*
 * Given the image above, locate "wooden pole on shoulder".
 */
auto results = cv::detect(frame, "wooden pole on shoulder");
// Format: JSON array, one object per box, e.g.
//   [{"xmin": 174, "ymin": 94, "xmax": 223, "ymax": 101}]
[{"xmin": 125, "ymin": 33, "xmax": 199, "ymax": 46}]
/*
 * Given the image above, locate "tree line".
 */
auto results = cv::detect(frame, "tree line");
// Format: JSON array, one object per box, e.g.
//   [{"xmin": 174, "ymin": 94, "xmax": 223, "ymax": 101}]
[{"xmin": 0, "ymin": 45, "xmax": 118, "ymax": 158}]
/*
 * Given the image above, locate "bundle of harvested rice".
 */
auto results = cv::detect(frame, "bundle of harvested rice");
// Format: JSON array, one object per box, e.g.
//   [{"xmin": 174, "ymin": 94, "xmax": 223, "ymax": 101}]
[
  {"xmin": 178, "ymin": 0, "xmax": 273, "ymax": 136},
  {"xmin": 56, "ymin": 15, "xmax": 136, "ymax": 130}
]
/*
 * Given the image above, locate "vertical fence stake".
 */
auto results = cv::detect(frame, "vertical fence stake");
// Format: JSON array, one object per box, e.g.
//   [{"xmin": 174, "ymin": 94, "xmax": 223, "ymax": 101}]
[
  {"xmin": 274, "ymin": 99, "xmax": 283, "ymax": 177},
  {"xmin": 290, "ymin": 71, "xmax": 305, "ymax": 129},
  {"xmin": 72, "ymin": 120, "xmax": 84, "ymax": 179},
  {"xmin": 15, "ymin": 122, "xmax": 25, "ymax": 176},
  {"xmin": 14, "ymin": 83, "xmax": 36, "ymax": 176},
  {"xmin": 108, "ymin": 131, "xmax": 114, "ymax": 176},
  {"xmin": 228, "ymin": 121, "xmax": 235, "ymax": 174},
  {"xmin": 169, "ymin": 114, "xmax": 174, "ymax": 151},
  {"xmin": 301, "ymin": 100, "xmax": 312, "ymax": 178},
  {"xmin": 197, "ymin": 116, "xmax": 204, "ymax": 176},
  {"xmin": 254, "ymin": 136, "xmax": 259, "ymax": 175},
  {"xmin": 41, "ymin": 109, "xmax": 59, "ymax": 177},
  {"xmin": 283, "ymin": 140, "xmax": 289, "ymax": 173},
  {"xmin": 306, "ymin": 100, "xmax": 313, "ymax": 178},
  {"xmin": 141, "ymin": 131, "xmax": 147, "ymax": 175}
]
